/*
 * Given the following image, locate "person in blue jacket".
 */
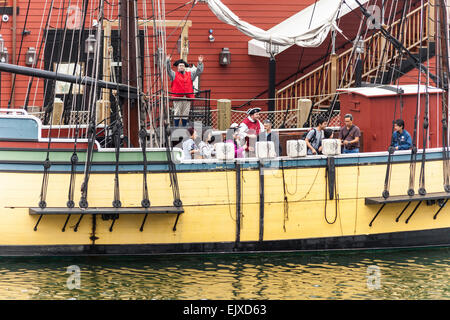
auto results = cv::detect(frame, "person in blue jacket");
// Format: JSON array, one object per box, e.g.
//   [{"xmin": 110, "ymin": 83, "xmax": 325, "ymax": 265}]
[{"xmin": 391, "ymin": 119, "xmax": 412, "ymax": 150}]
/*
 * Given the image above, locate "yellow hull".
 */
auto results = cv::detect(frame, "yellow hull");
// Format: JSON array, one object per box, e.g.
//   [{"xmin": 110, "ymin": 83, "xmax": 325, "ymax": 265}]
[{"xmin": 1, "ymin": 153, "xmax": 450, "ymax": 255}]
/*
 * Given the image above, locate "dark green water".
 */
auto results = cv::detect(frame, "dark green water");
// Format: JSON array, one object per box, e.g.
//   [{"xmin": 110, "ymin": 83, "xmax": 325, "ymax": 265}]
[{"xmin": 0, "ymin": 247, "xmax": 449, "ymax": 300}]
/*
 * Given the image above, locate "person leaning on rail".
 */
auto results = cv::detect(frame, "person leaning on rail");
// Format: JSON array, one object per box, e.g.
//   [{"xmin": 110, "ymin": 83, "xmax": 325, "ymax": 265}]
[
  {"xmin": 390, "ymin": 119, "xmax": 412, "ymax": 151},
  {"xmin": 339, "ymin": 113, "xmax": 361, "ymax": 154},
  {"xmin": 305, "ymin": 116, "xmax": 327, "ymax": 155},
  {"xmin": 258, "ymin": 119, "xmax": 282, "ymax": 156},
  {"xmin": 166, "ymin": 55, "xmax": 204, "ymax": 127}
]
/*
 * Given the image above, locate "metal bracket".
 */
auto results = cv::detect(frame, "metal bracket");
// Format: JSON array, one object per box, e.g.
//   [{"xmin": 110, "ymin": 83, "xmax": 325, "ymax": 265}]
[
  {"xmin": 369, "ymin": 203, "xmax": 386, "ymax": 227},
  {"xmin": 109, "ymin": 215, "xmax": 119, "ymax": 232},
  {"xmin": 139, "ymin": 213, "xmax": 149, "ymax": 232},
  {"xmin": 405, "ymin": 201, "xmax": 422, "ymax": 224},
  {"xmin": 433, "ymin": 199, "xmax": 448, "ymax": 220},
  {"xmin": 74, "ymin": 214, "xmax": 84, "ymax": 232},
  {"xmin": 172, "ymin": 213, "xmax": 181, "ymax": 231},
  {"xmin": 62, "ymin": 214, "xmax": 71, "ymax": 232},
  {"xmin": 395, "ymin": 202, "xmax": 411, "ymax": 222},
  {"xmin": 33, "ymin": 214, "xmax": 43, "ymax": 231}
]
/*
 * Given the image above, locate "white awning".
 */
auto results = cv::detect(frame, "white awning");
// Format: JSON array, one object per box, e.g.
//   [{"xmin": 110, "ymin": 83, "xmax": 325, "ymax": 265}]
[
  {"xmin": 248, "ymin": 0, "xmax": 370, "ymax": 58},
  {"xmin": 206, "ymin": 0, "xmax": 342, "ymax": 50}
]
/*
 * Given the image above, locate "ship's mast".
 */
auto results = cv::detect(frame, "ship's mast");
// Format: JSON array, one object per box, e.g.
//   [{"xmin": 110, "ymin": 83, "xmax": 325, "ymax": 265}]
[{"xmin": 120, "ymin": 0, "xmax": 140, "ymax": 147}]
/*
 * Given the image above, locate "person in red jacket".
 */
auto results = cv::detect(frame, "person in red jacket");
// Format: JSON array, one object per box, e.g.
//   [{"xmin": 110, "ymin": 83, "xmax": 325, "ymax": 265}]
[
  {"xmin": 238, "ymin": 107, "xmax": 264, "ymax": 157},
  {"xmin": 166, "ymin": 55, "xmax": 204, "ymax": 126}
]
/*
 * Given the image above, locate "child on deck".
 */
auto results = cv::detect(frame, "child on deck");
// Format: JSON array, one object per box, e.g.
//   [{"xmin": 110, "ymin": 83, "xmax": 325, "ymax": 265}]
[{"xmin": 226, "ymin": 123, "xmax": 245, "ymax": 158}]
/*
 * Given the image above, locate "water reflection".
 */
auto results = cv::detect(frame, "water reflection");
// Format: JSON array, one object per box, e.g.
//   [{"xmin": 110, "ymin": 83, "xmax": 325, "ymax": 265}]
[{"xmin": 0, "ymin": 247, "xmax": 449, "ymax": 300}]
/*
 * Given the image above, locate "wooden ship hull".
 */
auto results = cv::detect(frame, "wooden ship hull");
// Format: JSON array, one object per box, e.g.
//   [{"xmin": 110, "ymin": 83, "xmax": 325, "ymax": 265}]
[
  {"xmin": 1, "ymin": 0, "xmax": 450, "ymax": 256},
  {"xmin": 1, "ymin": 113, "xmax": 450, "ymax": 256}
]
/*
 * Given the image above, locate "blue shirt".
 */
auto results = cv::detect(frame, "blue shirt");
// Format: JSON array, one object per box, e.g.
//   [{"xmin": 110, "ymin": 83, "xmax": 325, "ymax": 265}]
[{"xmin": 391, "ymin": 129, "xmax": 412, "ymax": 150}]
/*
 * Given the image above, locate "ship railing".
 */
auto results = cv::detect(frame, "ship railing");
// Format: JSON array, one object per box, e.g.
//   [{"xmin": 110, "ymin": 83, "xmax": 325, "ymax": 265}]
[
  {"xmin": 27, "ymin": 108, "xmax": 91, "ymax": 126},
  {"xmin": 209, "ymin": 107, "xmax": 340, "ymax": 129},
  {"xmin": 0, "ymin": 108, "xmax": 29, "ymax": 115},
  {"xmin": 177, "ymin": 125, "xmax": 341, "ymax": 163},
  {"xmin": 166, "ymin": 90, "xmax": 212, "ymax": 127}
]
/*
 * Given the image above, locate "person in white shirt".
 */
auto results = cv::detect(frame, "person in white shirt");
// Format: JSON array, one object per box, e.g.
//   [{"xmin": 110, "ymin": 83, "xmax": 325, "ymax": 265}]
[
  {"xmin": 198, "ymin": 132, "xmax": 216, "ymax": 159},
  {"xmin": 182, "ymin": 127, "xmax": 199, "ymax": 160}
]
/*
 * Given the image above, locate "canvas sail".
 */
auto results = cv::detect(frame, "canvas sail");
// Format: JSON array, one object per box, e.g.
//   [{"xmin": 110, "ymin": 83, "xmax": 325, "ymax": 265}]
[{"xmin": 206, "ymin": 0, "xmax": 343, "ymax": 48}]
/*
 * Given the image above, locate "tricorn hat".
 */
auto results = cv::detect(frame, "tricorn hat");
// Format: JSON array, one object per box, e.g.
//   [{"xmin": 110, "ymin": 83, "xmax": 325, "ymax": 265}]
[
  {"xmin": 173, "ymin": 59, "xmax": 189, "ymax": 67},
  {"xmin": 246, "ymin": 107, "xmax": 261, "ymax": 115}
]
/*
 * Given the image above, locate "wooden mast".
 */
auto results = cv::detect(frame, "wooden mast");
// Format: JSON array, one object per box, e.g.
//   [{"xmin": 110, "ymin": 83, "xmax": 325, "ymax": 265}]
[{"xmin": 120, "ymin": 0, "xmax": 139, "ymax": 147}]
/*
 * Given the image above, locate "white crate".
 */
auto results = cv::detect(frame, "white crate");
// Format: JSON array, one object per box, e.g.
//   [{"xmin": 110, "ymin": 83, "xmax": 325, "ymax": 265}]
[
  {"xmin": 286, "ymin": 140, "xmax": 307, "ymax": 157},
  {"xmin": 255, "ymin": 141, "xmax": 277, "ymax": 159},
  {"xmin": 215, "ymin": 142, "xmax": 236, "ymax": 160},
  {"xmin": 322, "ymin": 139, "xmax": 341, "ymax": 156}
]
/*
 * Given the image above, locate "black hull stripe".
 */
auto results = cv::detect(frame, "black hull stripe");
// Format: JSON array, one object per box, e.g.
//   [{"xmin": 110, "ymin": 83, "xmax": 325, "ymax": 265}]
[{"xmin": 1, "ymin": 227, "xmax": 450, "ymax": 256}]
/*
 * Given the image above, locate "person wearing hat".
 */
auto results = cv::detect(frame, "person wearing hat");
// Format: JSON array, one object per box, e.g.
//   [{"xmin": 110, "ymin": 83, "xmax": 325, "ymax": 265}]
[
  {"xmin": 258, "ymin": 119, "xmax": 282, "ymax": 156},
  {"xmin": 238, "ymin": 107, "xmax": 265, "ymax": 157},
  {"xmin": 166, "ymin": 54, "xmax": 204, "ymax": 127}
]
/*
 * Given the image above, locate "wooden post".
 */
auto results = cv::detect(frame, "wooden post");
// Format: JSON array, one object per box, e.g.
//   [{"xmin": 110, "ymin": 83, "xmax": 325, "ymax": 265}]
[
  {"xmin": 96, "ymin": 100, "xmax": 109, "ymax": 124},
  {"xmin": 217, "ymin": 99, "xmax": 231, "ymax": 131},
  {"xmin": 120, "ymin": 0, "xmax": 139, "ymax": 147},
  {"xmin": 379, "ymin": 26, "xmax": 389, "ymax": 72},
  {"xmin": 428, "ymin": 0, "xmax": 436, "ymax": 43},
  {"xmin": 181, "ymin": 25, "xmax": 189, "ymax": 61},
  {"xmin": 297, "ymin": 99, "xmax": 312, "ymax": 128},
  {"xmin": 102, "ymin": 20, "xmax": 112, "ymax": 102},
  {"xmin": 52, "ymin": 98, "xmax": 64, "ymax": 125},
  {"xmin": 330, "ymin": 53, "xmax": 338, "ymax": 95}
]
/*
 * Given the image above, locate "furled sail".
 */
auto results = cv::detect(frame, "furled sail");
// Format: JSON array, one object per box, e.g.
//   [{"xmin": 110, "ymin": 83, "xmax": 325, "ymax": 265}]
[{"xmin": 205, "ymin": 0, "xmax": 343, "ymax": 47}]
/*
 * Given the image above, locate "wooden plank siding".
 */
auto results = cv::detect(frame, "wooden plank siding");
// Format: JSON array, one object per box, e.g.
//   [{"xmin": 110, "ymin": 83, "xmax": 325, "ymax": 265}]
[{"xmin": 0, "ymin": 0, "xmax": 329, "ymax": 111}]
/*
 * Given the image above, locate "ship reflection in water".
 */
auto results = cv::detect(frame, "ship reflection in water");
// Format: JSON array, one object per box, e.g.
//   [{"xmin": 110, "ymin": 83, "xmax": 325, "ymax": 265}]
[{"xmin": 0, "ymin": 247, "xmax": 449, "ymax": 300}]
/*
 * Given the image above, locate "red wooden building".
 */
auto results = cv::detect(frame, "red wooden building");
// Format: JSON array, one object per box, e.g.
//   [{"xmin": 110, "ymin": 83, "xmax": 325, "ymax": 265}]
[{"xmin": 0, "ymin": 0, "xmax": 434, "ymax": 115}]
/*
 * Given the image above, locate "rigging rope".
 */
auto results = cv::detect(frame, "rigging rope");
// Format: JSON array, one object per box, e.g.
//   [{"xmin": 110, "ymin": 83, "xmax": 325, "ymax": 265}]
[
  {"xmin": 139, "ymin": 122, "xmax": 151, "ymax": 208},
  {"xmin": 407, "ymin": 1, "xmax": 427, "ymax": 196},
  {"xmin": 67, "ymin": 0, "xmax": 92, "ymax": 209},
  {"xmin": 37, "ymin": 0, "xmax": 68, "ymax": 209},
  {"xmin": 381, "ymin": 0, "xmax": 410, "ymax": 199},
  {"xmin": 7, "ymin": 0, "xmax": 32, "ymax": 109},
  {"xmin": 418, "ymin": 0, "xmax": 429, "ymax": 196},
  {"xmin": 23, "ymin": 0, "xmax": 52, "ymax": 110},
  {"xmin": 163, "ymin": 122, "xmax": 182, "ymax": 207},
  {"xmin": 436, "ymin": 0, "xmax": 450, "ymax": 192},
  {"xmin": 79, "ymin": 0, "xmax": 104, "ymax": 208},
  {"xmin": 280, "ymin": 159, "xmax": 289, "ymax": 232}
]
